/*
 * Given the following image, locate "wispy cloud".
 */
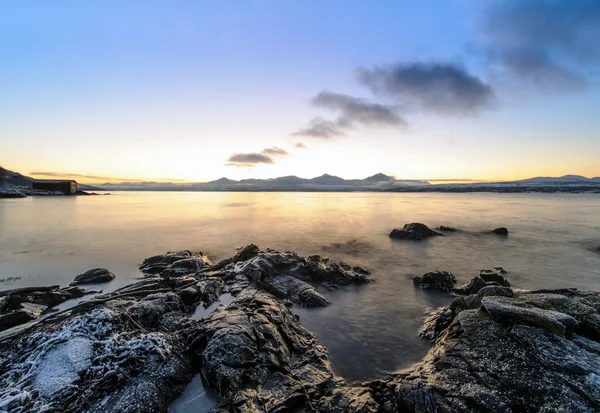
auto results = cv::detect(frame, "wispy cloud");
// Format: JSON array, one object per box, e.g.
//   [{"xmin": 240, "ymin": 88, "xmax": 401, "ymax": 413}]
[
  {"xmin": 292, "ymin": 117, "xmax": 347, "ymax": 139},
  {"xmin": 292, "ymin": 92, "xmax": 406, "ymax": 139},
  {"xmin": 294, "ymin": 142, "xmax": 307, "ymax": 149},
  {"xmin": 479, "ymin": 0, "xmax": 600, "ymax": 93},
  {"xmin": 261, "ymin": 147, "xmax": 289, "ymax": 157},
  {"xmin": 225, "ymin": 153, "xmax": 275, "ymax": 168},
  {"xmin": 356, "ymin": 61, "xmax": 496, "ymax": 115},
  {"xmin": 30, "ymin": 171, "xmax": 189, "ymax": 183}
]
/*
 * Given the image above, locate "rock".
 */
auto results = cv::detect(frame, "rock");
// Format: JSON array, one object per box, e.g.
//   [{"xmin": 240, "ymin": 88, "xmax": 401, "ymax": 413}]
[
  {"xmin": 161, "ymin": 256, "xmax": 212, "ymax": 277},
  {"xmin": 189, "ymin": 292, "xmax": 342, "ymax": 410},
  {"xmin": 70, "ymin": 268, "xmax": 115, "ymax": 285},
  {"xmin": 389, "ymin": 223, "xmax": 443, "ymax": 240},
  {"xmin": 492, "ymin": 227, "xmax": 509, "ymax": 235},
  {"xmin": 413, "ymin": 271, "xmax": 456, "ymax": 291},
  {"xmin": 139, "ymin": 250, "xmax": 192, "ymax": 274},
  {"xmin": 453, "ymin": 276, "xmax": 499, "ymax": 295},
  {"xmin": 128, "ymin": 292, "xmax": 186, "ymax": 327},
  {"xmin": 480, "ymin": 269, "xmax": 511, "ymax": 286},
  {"xmin": 0, "ymin": 302, "xmax": 45, "ymax": 331},
  {"xmin": 436, "ymin": 225, "xmax": 456, "ymax": 232}
]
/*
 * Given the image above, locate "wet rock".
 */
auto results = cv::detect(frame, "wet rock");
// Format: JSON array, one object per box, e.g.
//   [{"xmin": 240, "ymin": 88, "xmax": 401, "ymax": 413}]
[
  {"xmin": 161, "ymin": 255, "xmax": 212, "ymax": 277},
  {"xmin": 413, "ymin": 271, "xmax": 456, "ymax": 291},
  {"xmin": 389, "ymin": 223, "xmax": 443, "ymax": 240},
  {"xmin": 140, "ymin": 250, "xmax": 192, "ymax": 274},
  {"xmin": 480, "ymin": 269, "xmax": 511, "ymax": 286},
  {"xmin": 0, "ymin": 303, "xmax": 45, "ymax": 332},
  {"xmin": 492, "ymin": 227, "xmax": 509, "ymax": 235},
  {"xmin": 436, "ymin": 225, "xmax": 456, "ymax": 232},
  {"xmin": 196, "ymin": 278, "xmax": 225, "ymax": 306},
  {"xmin": 127, "ymin": 292, "xmax": 186, "ymax": 327},
  {"xmin": 377, "ymin": 289, "xmax": 600, "ymax": 412},
  {"xmin": 70, "ymin": 268, "xmax": 115, "ymax": 285},
  {"xmin": 211, "ymin": 244, "xmax": 260, "ymax": 271},
  {"xmin": 453, "ymin": 276, "xmax": 498, "ymax": 295},
  {"xmin": 189, "ymin": 292, "xmax": 342, "ymax": 410}
]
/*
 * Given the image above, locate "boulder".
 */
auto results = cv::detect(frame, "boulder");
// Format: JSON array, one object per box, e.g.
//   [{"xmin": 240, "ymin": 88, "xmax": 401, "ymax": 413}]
[
  {"xmin": 139, "ymin": 250, "xmax": 192, "ymax": 274},
  {"xmin": 453, "ymin": 276, "xmax": 500, "ymax": 295},
  {"xmin": 0, "ymin": 302, "xmax": 45, "ymax": 332},
  {"xmin": 480, "ymin": 269, "xmax": 511, "ymax": 286},
  {"xmin": 70, "ymin": 268, "xmax": 115, "ymax": 285},
  {"xmin": 389, "ymin": 223, "xmax": 443, "ymax": 240},
  {"xmin": 436, "ymin": 225, "xmax": 456, "ymax": 232},
  {"xmin": 161, "ymin": 255, "xmax": 212, "ymax": 277},
  {"xmin": 492, "ymin": 227, "xmax": 509, "ymax": 235},
  {"xmin": 413, "ymin": 271, "xmax": 456, "ymax": 291}
]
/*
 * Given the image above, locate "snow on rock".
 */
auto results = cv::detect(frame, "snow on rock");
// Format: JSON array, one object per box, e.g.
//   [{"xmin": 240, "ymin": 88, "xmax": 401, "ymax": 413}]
[
  {"xmin": 33, "ymin": 338, "xmax": 94, "ymax": 398},
  {"xmin": 0, "ymin": 308, "xmax": 172, "ymax": 412}
]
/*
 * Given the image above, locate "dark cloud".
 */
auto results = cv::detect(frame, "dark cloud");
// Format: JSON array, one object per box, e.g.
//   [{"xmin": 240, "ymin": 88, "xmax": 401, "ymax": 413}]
[
  {"xmin": 291, "ymin": 92, "xmax": 406, "ymax": 139},
  {"xmin": 480, "ymin": 0, "xmax": 600, "ymax": 92},
  {"xmin": 261, "ymin": 147, "xmax": 288, "ymax": 157},
  {"xmin": 291, "ymin": 117, "xmax": 347, "ymax": 139},
  {"xmin": 312, "ymin": 91, "xmax": 407, "ymax": 127},
  {"xmin": 225, "ymin": 153, "xmax": 274, "ymax": 168},
  {"xmin": 294, "ymin": 142, "xmax": 307, "ymax": 149},
  {"xmin": 356, "ymin": 62, "xmax": 496, "ymax": 115}
]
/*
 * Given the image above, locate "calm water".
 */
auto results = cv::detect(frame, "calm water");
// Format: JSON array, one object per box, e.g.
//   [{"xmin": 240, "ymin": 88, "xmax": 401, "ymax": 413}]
[{"xmin": 1, "ymin": 192, "xmax": 600, "ymax": 381}]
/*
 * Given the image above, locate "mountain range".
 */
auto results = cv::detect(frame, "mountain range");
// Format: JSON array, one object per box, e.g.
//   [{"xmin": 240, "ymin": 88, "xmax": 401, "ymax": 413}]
[{"xmin": 2, "ymin": 168, "xmax": 600, "ymax": 193}]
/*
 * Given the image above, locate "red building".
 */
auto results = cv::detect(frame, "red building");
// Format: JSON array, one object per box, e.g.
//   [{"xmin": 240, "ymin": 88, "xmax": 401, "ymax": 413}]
[{"xmin": 32, "ymin": 180, "xmax": 78, "ymax": 194}]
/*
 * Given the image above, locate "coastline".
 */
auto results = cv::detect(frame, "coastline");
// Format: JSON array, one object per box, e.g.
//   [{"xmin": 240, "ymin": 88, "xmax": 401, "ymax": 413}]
[{"xmin": 2, "ymin": 243, "xmax": 600, "ymax": 412}]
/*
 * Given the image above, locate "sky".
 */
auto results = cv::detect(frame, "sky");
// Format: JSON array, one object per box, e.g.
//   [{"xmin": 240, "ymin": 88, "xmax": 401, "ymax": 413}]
[{"xmin": 1, "ymin": 0, "xmax": 600, "ymax": 183}]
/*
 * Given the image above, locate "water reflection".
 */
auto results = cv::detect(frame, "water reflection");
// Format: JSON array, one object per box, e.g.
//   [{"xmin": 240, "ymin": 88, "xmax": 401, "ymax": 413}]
[{"xmin": 1, "ymin": 192, "xmax": 600, "ymax": 381}]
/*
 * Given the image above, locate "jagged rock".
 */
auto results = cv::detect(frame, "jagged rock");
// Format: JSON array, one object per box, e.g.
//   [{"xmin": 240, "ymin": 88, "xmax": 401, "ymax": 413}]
[
  {"xmin": 161, "ymin": 255, "xmax": 212, "ymax": 277},
  {"xmin": 0, "ymin": 303, "xmax": 45, "ymax": 332},
  {"xmin": 196, "ymin": 278, "xmax": 225, "ymax": 306},
  {"xmin": 70, "ymin": 268, "xmax": 115, "ymax": 285},
  {"xmin": 454, "ymin": 276, "xmax": 501, "ymax": 295},
  {"xmin": 189, "ymin": 292, "xmax": 343, "ymax": 410},
  {"xmin": 389, "ymin": 223, "xmax": 443, "ymax": 240},
  {"xmin": 378, "ymin": 289, "xmax": 600, "ymax": 412},
  {"xmin": 127, "ymin": 292, "xmax": 186, "ymax": 327},
  {"xmin": 480, "ymin": 269, "xmax": 511, "ymax": 286},
  {"xmin": 436, "ymin": 225, "xmax": 456, "ymax": 232},
  {"xmin": 139, "ymin": 250, "xmax": 192, "ymax": 274},
  {"xmin": 492, "ymin": 227, "xmax": 509, "ymax": 235},
  {"xmin": 413, "ymin": 271, "xmax": 456, "ymax": 291}
]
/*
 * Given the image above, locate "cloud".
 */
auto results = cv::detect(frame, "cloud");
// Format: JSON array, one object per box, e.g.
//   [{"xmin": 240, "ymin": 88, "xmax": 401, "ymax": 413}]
[
  {"xmin": 225, "ymin": 153, "xmax": 275, "ymax": 168},
  {"xmin": 261, "ymin": 147, "xmax": 288, "ymax": 157},
  {"xmin": 312, "ymin": 91, "xmax": 407, "ymax": 127},
  {"xmin": 480, "ymin": 0, "xmax": 600, "ymax": 92},
  {"xmin": 291, "ymin": 92, "xmax": 406, "ymax": 139},
  {"xmin": 291, "ymin": 117, "xmax": 347, "ymax": 139},
  {"xmin": 294, "ymin": 142, "xmax": 307, "ymax": 149},
  {"xmin": 29, "ymin": 171, "xmax": 188, "ymax": 183},
  {"xmin": 356, "ymin": 61, "xmax": 496, "ymax": 115}
]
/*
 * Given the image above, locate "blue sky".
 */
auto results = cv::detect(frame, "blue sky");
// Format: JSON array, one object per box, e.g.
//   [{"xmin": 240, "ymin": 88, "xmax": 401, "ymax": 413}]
[{"xmin": 2, "ymin": 0, "xmax": 599, "ymax": 182}]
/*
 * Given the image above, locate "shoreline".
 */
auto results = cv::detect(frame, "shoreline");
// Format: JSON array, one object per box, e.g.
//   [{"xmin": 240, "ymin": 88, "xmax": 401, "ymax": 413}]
[{"xmin": 2, "ymin": 243, "xmax": 600, "ymax": 412}]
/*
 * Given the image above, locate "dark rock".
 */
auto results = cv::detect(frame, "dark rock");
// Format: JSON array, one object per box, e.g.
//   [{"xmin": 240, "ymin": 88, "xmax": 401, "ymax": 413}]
[
  {"xmin": 127, "ymin": 292, "xmax": 186, "ymax": 327},
  {"xmin": 453, "ymin": 276, "xmax": 497, "ymax": 295},
  {"xmin": 70, "ymin": 268, "xmax": 115, "ymax": 285},
  {"xmin": 161, "ymin": 255, "xmax": 212, "ymax": 277},
  {"xmin": 436, "ymin": 225, "xmax": 456, "ymax": 232},
  {"xmin": 390, "ymin": 223, "xmax": 443, "ymax": 240},
  {"xmin": 492, "ymin": 227, "xmax": 509, "ymax": 235},
  {"xmin": 413, "ymin": 271, "xmax": 456, "ymax": 291},
  {"xmin": 0, "ymin": 303, "xmax": 45, "ymax": 332},
  {"xmin": 178, "ymin": 286, "xmax": 199, "ymax": 306},
  {"xmin": 211, "ymin": 244, "xmax": 260, "ymax": 271},
  {"xmin": 189, "ymin": 292, "xmax": 349, "ymax": 410},
  {"xmin": 139, "ymin": 250, "xmax": 192, "ymax": 274},
  {"xmin": 480, "ymin": 269, "xmax": 511, "ymax": 286}
]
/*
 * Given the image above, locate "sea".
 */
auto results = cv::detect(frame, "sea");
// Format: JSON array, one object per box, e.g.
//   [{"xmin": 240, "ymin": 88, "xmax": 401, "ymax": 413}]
[{"xmin": 1, "ymin": 192, "xmax": 600, "ymax": 386}]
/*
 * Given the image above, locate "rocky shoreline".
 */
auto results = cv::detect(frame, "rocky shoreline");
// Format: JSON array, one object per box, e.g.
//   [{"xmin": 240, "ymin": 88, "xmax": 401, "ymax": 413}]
[{"xmin": 2, "ymin": 242, "xmax": 600, "ymax": 412}]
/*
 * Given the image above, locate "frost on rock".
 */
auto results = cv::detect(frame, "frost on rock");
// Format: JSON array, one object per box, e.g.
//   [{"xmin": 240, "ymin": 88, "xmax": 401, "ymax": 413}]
[{"xmin": 0, "ymin": 309, "xmax": 172, "ymax": 413}]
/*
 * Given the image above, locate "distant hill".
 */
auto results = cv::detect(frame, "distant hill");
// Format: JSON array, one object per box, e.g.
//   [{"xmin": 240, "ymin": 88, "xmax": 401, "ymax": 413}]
[{"xmin": 97, "ymin": 173, "xmax": 430, "ymax": 191}]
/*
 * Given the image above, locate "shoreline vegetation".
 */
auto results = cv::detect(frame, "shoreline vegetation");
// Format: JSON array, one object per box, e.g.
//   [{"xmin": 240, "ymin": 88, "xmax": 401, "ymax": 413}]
[{"xmin": 2, "ymin": 225, "xmax": 600, "ymax": 411}]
